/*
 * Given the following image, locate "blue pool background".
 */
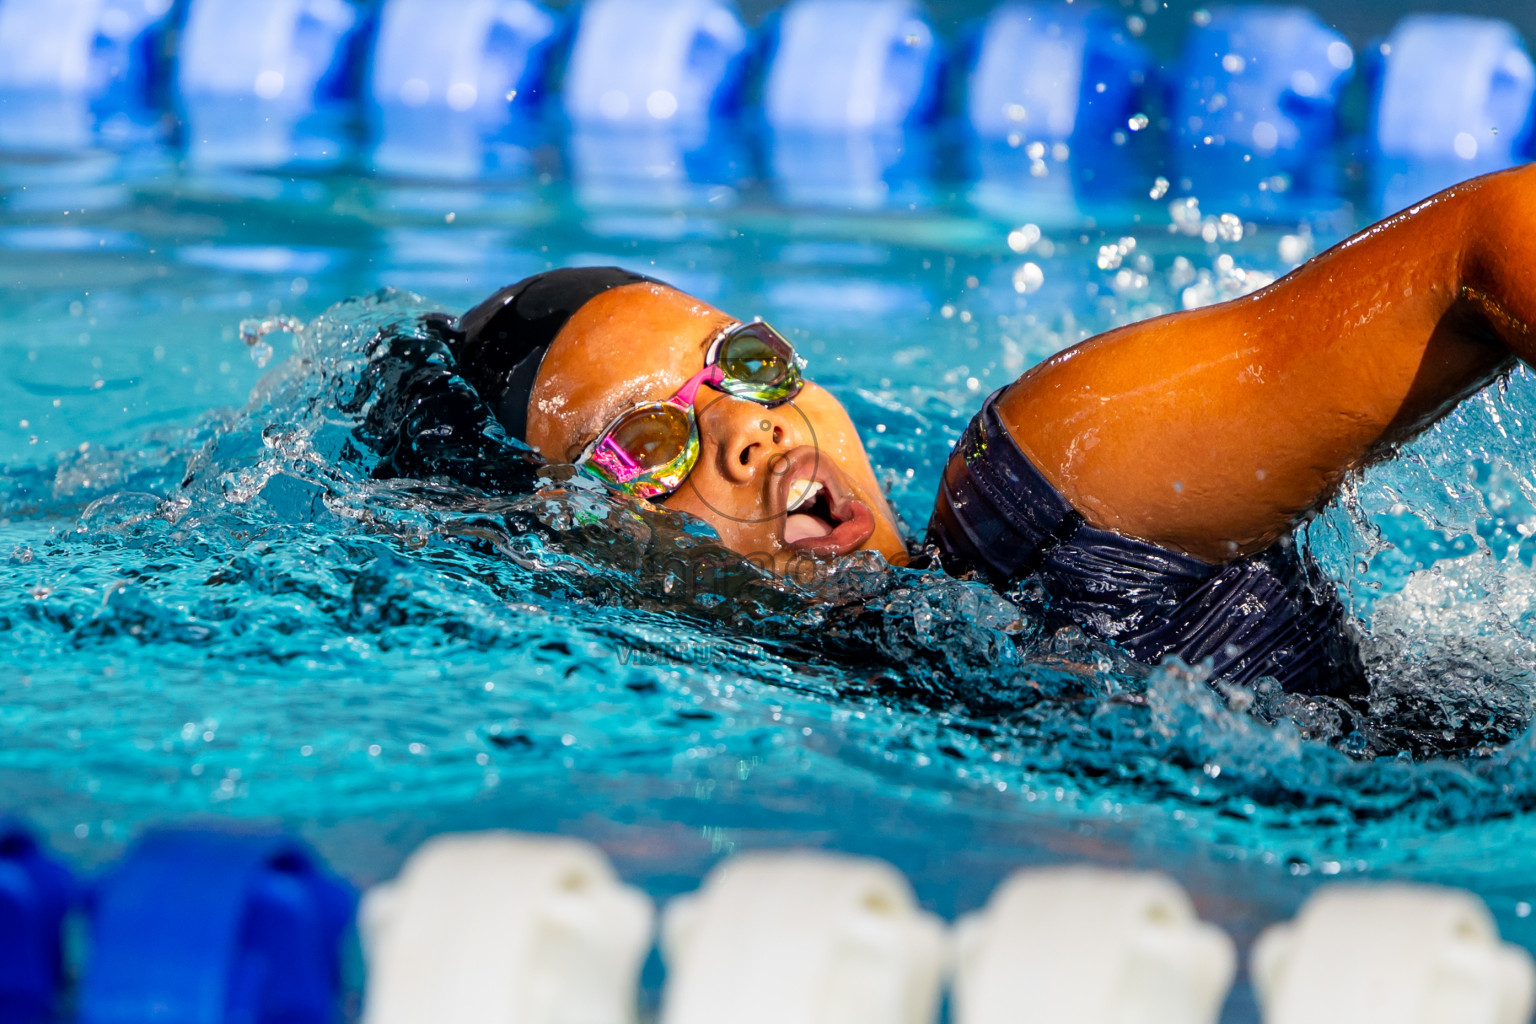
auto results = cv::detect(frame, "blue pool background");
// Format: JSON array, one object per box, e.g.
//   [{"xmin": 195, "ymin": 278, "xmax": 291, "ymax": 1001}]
[{"xmin": 6, "ymin": 0, "xmax": 1536, "ymax": 1019}]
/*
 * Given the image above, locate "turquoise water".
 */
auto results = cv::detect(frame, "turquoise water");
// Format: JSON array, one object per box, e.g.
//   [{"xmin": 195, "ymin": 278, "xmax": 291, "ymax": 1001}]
[{"xmin": 5, "ymin": 151, "xmax": 1536, "ymax": 1017}]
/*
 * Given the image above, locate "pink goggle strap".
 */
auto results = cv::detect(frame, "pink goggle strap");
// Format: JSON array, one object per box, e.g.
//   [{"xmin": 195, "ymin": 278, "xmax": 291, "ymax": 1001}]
[{"xmin": 666, "ymin": 365, "xmax": 725, "ymax": 408}]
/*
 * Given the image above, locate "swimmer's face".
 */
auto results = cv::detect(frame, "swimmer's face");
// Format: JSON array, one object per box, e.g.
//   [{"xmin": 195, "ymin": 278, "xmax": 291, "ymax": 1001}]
[{"xmin": 525, "ymin": 282, "xmax": 907, "ymax": 573}]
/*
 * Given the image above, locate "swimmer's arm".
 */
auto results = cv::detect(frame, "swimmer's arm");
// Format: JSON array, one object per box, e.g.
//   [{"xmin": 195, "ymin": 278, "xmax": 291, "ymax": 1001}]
[
  {"xmin": 994, "ymin": 163, "xmax": 1536, "ymax": 562},
  {"xmin": 1459, "ymin": 168, "xmax": 1536, "ymax": 363}
]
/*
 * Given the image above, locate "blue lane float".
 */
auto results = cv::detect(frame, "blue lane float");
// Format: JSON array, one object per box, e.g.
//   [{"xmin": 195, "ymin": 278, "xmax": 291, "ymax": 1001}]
[
  {"xmin": 760, "ymin": 0, "xmax": 941, "ymax": 208},
  {"xmin": 1172, "ymin": 5, "xmax": 1353, "ymax": 184},
  {"xmin": 965, "ymin": 2, "xmax": 1149, "ymax": 148},
  {"xmin": 1369, "ymin": 15, "xmax": 1536, "ymax": 214},
  {"xmin": 761, "ymin": 0, "xmax": 941, "ymax": 132},
  {"xmin": 562, "ymin": 0, "xmax": 749, "ymax": 201},
  {"xmin": 963, "ymin": 2, "xmax": 1150, "ymax": 220},
  {"xmin": 563, "ymin": 0, "xmax": 748, "ymax": 127},
  {"xmin": 0, "ymin": 0, "xmax": 175, "ymax": 152},
  {"xmin": 0, "ymin": 823, "xmax": 72, "ymax": 1024},
  {"xmin": 368, "ymin": 0, "xmax": 559, "ymax": 179},
  {"xmin": 177, "ymin": 0, "xmax": 366, "ymax": 168},
  {"xmin": 78, "ymin": 829, "xmax": 356, "ymax": 1024},
  {"xmin": 0, "ymin": 819, "xmax": 1530, "ymax": 1022},
  {"xmin": 1372, "ymin": 14, "xmax": 1535, "ymax": 165}
]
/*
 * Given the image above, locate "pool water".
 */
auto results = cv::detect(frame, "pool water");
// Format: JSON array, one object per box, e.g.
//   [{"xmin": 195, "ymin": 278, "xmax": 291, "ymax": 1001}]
[{"xmin": 5, "ymin": 151, "xmax": 1536, "ymax": 1019}]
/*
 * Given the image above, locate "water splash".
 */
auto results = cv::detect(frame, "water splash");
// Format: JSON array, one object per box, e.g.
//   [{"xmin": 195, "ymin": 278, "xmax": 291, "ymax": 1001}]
[
  {"xmin": 239, "ymin": 313, "xmax": 307, "ymax": 368},
  {"xmin": 7, "ymin": 290, "xmax": 1536, "ymax": 877}
]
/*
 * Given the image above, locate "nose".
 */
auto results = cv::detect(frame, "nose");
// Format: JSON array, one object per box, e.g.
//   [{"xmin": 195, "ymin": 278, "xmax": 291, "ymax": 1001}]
[{"xmin": 697, "ymin": 393, "xmax": 799, "ymax": 485}]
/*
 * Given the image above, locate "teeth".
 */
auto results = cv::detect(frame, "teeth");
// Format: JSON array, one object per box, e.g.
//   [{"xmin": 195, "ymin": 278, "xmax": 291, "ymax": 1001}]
[{"xmin": 786, "ymin": 478, "xmax": 822, "ymax": 512}]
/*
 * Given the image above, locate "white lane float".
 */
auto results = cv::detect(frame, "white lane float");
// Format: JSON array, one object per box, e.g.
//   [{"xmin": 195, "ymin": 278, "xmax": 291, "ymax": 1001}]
[
  {"xmin": 1252, "ymin": 883, "xmax": 1536, "ymax": 1024},
  {"xmin": 360, "ymin": 831, "xmax": 654, "ymax": 1024},
  {"xmin": 660, "ymin": 850, "xmax": 948, "ymax": 1024},
  {"xmin": 951, "ymin": 866, "xmax": 1236, "ymax": 1024}
]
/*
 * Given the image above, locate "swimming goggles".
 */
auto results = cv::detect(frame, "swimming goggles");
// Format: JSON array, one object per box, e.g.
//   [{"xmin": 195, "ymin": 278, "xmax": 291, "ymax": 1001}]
[{"xmin": 577, "ymin": 320, "xmax": 805, "ymax": 500}]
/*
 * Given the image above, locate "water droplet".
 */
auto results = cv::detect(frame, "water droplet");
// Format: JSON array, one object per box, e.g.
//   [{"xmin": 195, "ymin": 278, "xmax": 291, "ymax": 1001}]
[
  {"xmin": 646, "ymin": 89, "xmax": 678, "ymax": 120},
  {"xmin": 446, "ymin": 82, "xmax": 478, "ymax": 111},
  {"xmin": 1007, "ymin": 224, "xmax": 1041, "ymax": 253},
  {"xmin": 1279, "ymin": 233, "xmax": 1310, "ymax": 264},
  {"xmin": 253, "ymin": 69, "xmax": 284, "ymax": 99},
  {"xmin": 1012, "ymin": 263, "xmax": 1044, "ymax": 295}
]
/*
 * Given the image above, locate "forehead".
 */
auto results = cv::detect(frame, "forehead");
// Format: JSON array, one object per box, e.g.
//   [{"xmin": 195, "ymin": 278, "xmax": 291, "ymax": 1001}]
[{"xmin": 524, "ymin": 282, "xmax": 736, "ymax": 459}]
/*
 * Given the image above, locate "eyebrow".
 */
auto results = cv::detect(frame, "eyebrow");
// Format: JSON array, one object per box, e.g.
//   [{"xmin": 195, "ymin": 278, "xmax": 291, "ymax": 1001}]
[
  {"xmin": 699, "ymin": 319, "xmax": 734, "ymax": 354},
  {"xmin": 563, "ymin": 318, "xmax": 738, "ymax": 463},
  {"xmin": 564, "ymin": 380, "xmax": 657, "ymax": 462}
]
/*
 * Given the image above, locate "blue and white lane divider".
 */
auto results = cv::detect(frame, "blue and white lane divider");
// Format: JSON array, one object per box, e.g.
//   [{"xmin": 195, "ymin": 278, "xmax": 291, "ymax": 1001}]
[
  {"xmin": 177, "ymin": 0, "xmax": 367, "ymax": 168},
  {"xmin": 0, "ymin": 0, "xmax": 1534, "ymax": 195},
  {"xmin": 0, "ymin": 0, "xmax": 174, "ymax": 151},
  {"xmin": 563, "ymin": 0, "xmax": 748, "ymax": 127},
  {"xmin": 561, "ymin": 0, "xmax": 749, "ymax": 197},
  {"xmin": 1253, "ymin": 885, "xmax": 1536, "ymax": 1024},
  {"xmin": 760, "ymin": 0, "xmax": 941, "ymax": 133},
  {"xmin": 1172, "ymin": 6, "xmax": 1354, "ymax": 170},
  {"xmin": 78, "ymin": 829, "xmax": 355, "ymax": 1024},
  {"xmin": 367, "ymin": 0, "xmax": 559, "ymax": 179},
  {"xmin": 659, "ymin": 851, "xmax": 947, "ymax": 1024},
  {"xmin": 177, "ymin": 0, "xmax": 363, "ymax": 111},
  {"xmin": 961, "ymin": 1, "xmax": 1150, "ymax": 219},
  {"xmin": 758, "ymin": 0, "xmax": 941, "ymax": 208},
  {"xmin": 952, "ymin": 867, "xmax": 1235, "ymax": 1024},
  {"xmin": 1, "ymin": 819, "xmax": 1535, "ymax": 1024},
  {"xmin": 1372, "ymin": 14, "xmax": 1536, "ymax": 166},
  {"xmin": 965, "ymin": 2, "xmax": 1149, "ymax": 150},
  {"xmin": 1369, "ymin": 14, "xmax": 1536, "ymax": 211},
  {"xmin": 0, "ymin": 821, "xmax": 72, "ymax": 1024},
  {"xmin": 360, "ymin": 831, "xmax": 653, "ymax": 1024}
]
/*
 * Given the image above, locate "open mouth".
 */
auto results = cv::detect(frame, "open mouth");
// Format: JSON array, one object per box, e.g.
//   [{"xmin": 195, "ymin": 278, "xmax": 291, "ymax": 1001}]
[{"xmin": 777, "ymin": 447, "xmax": 876, "ymax": 557}]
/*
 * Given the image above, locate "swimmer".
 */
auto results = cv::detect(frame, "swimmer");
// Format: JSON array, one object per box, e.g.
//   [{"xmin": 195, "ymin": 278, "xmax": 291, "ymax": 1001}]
[{"xmin": 358, "ymin": 164, "xmax": 1536, "ymax": 703}]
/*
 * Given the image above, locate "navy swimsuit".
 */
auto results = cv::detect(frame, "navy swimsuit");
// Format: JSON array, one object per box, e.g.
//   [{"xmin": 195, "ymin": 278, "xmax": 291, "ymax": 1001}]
[{"xmin": 926, "ymin": 389, "xmax": 1368, "ymax": 698}]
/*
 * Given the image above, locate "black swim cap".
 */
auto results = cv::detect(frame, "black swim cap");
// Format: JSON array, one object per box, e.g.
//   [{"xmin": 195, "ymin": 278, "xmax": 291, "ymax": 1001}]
[{"xmin": 456, "ymin": 267, "xmax": 659, "ymax": 442}]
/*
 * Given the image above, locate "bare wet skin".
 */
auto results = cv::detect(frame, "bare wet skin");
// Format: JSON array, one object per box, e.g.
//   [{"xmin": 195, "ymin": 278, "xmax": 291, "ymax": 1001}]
[
  {"xmin": 1001, "ymin": 165, "xmax": 1536, "ymax": 562},
  {"xmin": 524, "ymin": 283, "xmax": 908, "ymax": 574},
  {"xmin": 528, "ymin": 166, "xmax": 1536, "ymax": 572}
]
